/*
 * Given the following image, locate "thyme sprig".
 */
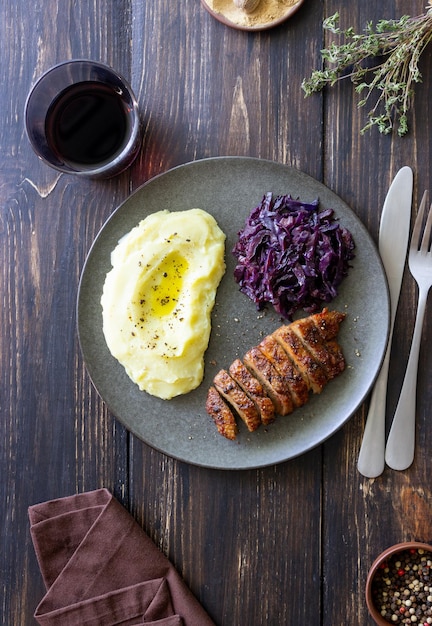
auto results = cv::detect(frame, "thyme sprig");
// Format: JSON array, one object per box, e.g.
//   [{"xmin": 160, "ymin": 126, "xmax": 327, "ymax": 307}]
[{"xmin": 302, "ymin": 9, "xmax": 432, "ymax": 136}]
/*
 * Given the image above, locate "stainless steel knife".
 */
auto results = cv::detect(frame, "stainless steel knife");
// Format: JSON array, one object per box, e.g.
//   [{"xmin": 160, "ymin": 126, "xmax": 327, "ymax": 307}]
[{"xmin": 357, "ymin": 166, "xmax": 413, "ymax": 478}]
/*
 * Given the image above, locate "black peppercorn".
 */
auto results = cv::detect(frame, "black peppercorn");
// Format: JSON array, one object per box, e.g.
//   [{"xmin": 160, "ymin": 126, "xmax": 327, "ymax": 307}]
[{"xmin": 371, "ymin": 548, "xmax": 432, "ymax": 624}]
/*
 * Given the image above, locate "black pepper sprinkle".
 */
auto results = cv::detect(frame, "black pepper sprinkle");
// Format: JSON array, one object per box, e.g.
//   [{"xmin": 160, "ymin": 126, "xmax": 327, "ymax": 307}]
[{"xmin": 371, "ymin": 548, "xmax": 432, "ymax": 624}]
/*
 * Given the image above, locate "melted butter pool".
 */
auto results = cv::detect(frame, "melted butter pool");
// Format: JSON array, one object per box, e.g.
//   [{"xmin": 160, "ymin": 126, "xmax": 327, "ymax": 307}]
[{"xmin": 141, "ymin": 251, "xmax": 189, "ymax": 318}]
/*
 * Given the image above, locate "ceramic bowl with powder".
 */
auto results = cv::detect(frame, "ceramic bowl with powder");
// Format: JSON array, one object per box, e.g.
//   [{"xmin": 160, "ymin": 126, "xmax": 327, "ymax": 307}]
[{"xmin": 201, "ymin": 0, "xmax": 304, "ymax": 31}]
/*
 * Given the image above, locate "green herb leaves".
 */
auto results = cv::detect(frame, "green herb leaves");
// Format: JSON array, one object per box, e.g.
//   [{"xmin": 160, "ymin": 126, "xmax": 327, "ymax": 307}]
[{"xmin": 302, "ymin": 11, "xmax": 432, "ymax": 136}]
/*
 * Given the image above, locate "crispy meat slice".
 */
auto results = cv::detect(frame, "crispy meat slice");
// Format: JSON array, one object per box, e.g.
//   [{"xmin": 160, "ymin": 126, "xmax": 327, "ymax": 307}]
[
  {"xmin": 243, "ymin": 347, "xmax": 293, "ymax": 416},
  {"xmin": 229, "ymin": 358, "xmax": 275, "ymax": 425},
  {"xmin": 311, "ymin": 308, "xmax": 346, "ymax": 341},
  {"xmin": 326, "ymin": 339, "xmax": 346, "ymax": 372},
  {"xmin": 258, "ymin": 335, "xmax": 309, "ymax": 408},
  {"xmin": 213, "ymin": 369, "xmax": 261, "ymax": 432},
  {"xmin": 289, "ymin": 316, "xmax": 345, "ymax": 379},
  {"xmin": 206, "ymin": 386, "xmax": 238, "ymax": 440},
  {"xmin": 273, "ymin": 326, "xmax": 328, "ymax": 394}
]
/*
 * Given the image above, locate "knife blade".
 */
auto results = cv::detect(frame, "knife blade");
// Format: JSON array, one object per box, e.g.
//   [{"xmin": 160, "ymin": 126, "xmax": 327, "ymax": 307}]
[{"xmin": 357, "ymin": 166, "xmax": 413, "ymax": 478}]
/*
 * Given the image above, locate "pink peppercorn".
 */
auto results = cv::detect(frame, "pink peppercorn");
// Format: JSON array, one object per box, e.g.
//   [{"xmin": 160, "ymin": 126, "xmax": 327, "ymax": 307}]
[{"xmin": 371, "ymin": 548, "xmax": 432, "ymax": 624}]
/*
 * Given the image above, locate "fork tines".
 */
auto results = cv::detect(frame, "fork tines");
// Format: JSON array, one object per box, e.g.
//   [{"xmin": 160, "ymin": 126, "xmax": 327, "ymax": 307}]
[{"xmin": 413, "ymin": 190, "xmax": 432, "ymax": 253}]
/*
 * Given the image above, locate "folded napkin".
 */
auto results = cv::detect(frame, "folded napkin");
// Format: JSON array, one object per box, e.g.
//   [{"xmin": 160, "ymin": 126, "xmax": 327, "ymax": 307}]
[{"xmin": 28, "ymin": 488, "xmax": 215, "ymax": 626}]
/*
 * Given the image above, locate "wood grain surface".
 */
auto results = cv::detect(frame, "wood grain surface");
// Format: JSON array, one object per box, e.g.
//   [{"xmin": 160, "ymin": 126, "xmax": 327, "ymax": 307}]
[{"xmin": 2, "ymin": 1, "xmax": 432, "ymax": 624}]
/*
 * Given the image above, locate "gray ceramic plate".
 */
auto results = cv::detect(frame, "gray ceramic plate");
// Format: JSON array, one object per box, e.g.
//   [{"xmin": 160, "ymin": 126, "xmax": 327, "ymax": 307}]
[{"xmin": 77, "ymin": 157, "xmax": 390, "ymax": 469}]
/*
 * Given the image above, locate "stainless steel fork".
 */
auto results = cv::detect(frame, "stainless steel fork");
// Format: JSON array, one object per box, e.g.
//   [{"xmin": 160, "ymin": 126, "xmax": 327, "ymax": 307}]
[{"xmin": 385, "ymin": 191, "xmax": 432, "ymax": 470}]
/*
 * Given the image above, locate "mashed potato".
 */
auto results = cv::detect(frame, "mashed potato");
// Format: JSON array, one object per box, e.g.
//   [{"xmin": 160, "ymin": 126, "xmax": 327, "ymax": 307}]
[{"xmin": 101, "ymin": 208, "xmax": 226, "ymax": 399}]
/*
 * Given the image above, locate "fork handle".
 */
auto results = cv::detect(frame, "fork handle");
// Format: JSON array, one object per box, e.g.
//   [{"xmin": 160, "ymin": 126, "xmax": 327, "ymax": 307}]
[{"xmin": 385, "ymin": 287, "xmax": 428, "ymax": 471}]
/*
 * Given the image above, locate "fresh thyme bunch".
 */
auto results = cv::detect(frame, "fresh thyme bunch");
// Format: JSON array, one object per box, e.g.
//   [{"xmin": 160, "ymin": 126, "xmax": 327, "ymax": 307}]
[{"xmin": 302, "ymin": 9, "xmax": 432, "ymax": 136}]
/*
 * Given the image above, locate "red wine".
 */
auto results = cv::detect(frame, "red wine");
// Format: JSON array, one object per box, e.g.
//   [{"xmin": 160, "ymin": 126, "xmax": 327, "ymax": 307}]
[{"xmin": 46, "ymin": 81, "xmax": 131, "ymax": 167}]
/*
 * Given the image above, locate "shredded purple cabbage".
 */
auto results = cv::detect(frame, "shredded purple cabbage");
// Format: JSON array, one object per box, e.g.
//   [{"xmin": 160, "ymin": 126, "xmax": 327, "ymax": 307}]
[{"xmin": 232, "ymin": 192, "xmax": 355, "ymax": 320}]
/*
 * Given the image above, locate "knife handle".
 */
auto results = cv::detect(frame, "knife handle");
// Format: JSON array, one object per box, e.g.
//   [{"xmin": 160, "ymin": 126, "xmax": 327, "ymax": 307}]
[{"xmin": 357, "ymin": 347, "xmax": 391, "ymax": 478}]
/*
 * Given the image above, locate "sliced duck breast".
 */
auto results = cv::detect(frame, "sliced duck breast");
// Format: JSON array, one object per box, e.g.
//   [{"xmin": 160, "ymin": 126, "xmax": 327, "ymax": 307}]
[
  {"xmin": 206, "ymin": 386, "xmax": 238, "ymax": 440},
  {"xmin": 243, "ymin": 347, "xmax": 294, "ymax": 416},
  {"xmin": 258, "ymin": 334, "xmax": 309, "ymax": 408},
  {"xmin": 273, "ymin": 326, "xmax": 328, "ymax": 394},
  {"xmin": 289, "ymin": 316, "xmax": 345, "ymax": 379},
  {"xmin": 229, "ymin": 358, "xmax": 275, "ymax": 425},
  {"xmin": 311, "ymin": 308, "xmax": 346, "ymax": 341},
  {"xmin": 213, "ymin": 369, "xmax": 261, "ymax": 432},
  {"xmin": 206, "ymin": 309, "xmax": 346, "ymax": 440}
]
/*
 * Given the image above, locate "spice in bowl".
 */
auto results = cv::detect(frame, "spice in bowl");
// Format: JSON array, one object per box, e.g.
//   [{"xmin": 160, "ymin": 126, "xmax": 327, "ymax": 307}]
[
  {"xmin": 366, "ymin": 542, "xmax": 432, "ymax": 625},
  {"xmin": 201, "ymin": 0, "xmax": 304, "ymax": 31}
]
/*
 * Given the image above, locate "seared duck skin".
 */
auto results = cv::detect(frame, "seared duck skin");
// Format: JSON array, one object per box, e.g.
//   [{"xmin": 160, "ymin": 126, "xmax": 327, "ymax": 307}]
[
  {"xmin": 206, "ymin": 386, "xmax": 238, "ymax": 440},
  {"xmin": 272, "ymin": 326, "xmax": 328, "ymax": 394},
  {"xmin": 228, "ymin": 359, "xmax": 275, "ymax": 425},
  {"xmin": 206, "ymin": 308, "xmax": 346, "ymax": 439},
  {"xmin": 213, "ymin": 369, "xmax": 261, "ymax": 432},
  {"xmin": 243, "ymin": 347, "xmax": 294, "ymax": 416},
  {"xmin": 258, "ymin": 334, "xmax": 309, "ymax": 408},
  {"xmin": 290, "ymin": 314, "xmax": 345, "ymax": 379}
]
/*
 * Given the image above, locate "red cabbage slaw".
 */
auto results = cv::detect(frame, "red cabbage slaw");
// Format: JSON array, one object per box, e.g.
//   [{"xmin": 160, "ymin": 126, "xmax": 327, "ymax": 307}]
[{"xmin": 232, "ymin": 193, "xmax": 355, "ymax": 320}]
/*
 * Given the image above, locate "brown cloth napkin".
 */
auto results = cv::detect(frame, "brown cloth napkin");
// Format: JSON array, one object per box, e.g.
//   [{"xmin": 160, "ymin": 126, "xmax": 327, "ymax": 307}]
[{"xmin": 28, "ymin": 488, "xmax": 216, "ymax": 626}]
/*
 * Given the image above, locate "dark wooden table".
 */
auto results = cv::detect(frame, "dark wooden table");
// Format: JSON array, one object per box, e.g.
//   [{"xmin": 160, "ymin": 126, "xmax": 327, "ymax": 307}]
[{"xmin": 2, "ymin": 1, "xmax": 432, "ymax": 624}]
